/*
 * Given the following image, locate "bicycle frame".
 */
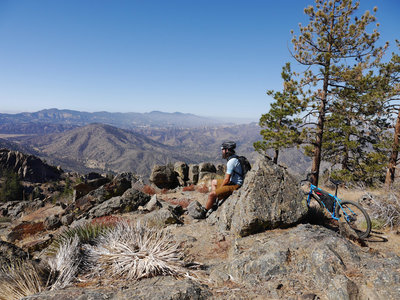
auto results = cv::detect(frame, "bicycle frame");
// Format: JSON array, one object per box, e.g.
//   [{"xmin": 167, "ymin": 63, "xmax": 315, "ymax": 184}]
[{"xmin": 306, "ymin": 183, "xmax": 343, "ymax": 220}]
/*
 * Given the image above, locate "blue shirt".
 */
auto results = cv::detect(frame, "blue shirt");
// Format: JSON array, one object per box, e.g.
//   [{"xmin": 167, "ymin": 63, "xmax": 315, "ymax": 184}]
[{"xmin": 226, "ymin": 156, "xmax": 243, "ymax": 185}]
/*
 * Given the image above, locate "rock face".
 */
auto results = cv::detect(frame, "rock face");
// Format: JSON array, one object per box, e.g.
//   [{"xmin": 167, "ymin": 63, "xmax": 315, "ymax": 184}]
[
  {"xmin": 209, "ymin": 156, "xmax": 308, "ymax": 237},
  {"xmin": 0, "ymin": 149, "xmax": 62, "ymax": 183},
  {"xmin": 210, "ymin": 224, "xmax": 400, "ymax": 299}
]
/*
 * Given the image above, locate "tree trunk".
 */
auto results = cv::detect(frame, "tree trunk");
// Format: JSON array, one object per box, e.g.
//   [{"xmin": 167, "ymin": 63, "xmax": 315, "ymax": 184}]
[
  {"xmin": 311, "ymin": 65, "xmax": 330, "ymax": 186},
  {"xmin": 385, "ymin": 109, "xmax": 400, "ymax": 187}
]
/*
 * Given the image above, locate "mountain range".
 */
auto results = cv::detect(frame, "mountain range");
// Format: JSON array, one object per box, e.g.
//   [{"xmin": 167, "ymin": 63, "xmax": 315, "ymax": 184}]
[
  {"xmin": 0, "ymin": 109, "xmax": 228, "ymax": 133},
  {"xmin": 0, "ymin": 109, "xmax": 311, "ymax": 177}
]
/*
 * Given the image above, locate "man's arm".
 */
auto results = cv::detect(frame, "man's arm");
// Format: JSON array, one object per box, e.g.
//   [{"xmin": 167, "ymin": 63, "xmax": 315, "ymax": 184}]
[{"xmin": 222, "ymin": 173, "xmax": 231, "ymax": 186}]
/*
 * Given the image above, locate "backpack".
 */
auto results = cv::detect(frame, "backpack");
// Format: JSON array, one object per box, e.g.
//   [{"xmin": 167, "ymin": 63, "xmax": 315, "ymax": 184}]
[{"xmin": 229, "ymin": 155, "xmax": 251, "ymax": 177}]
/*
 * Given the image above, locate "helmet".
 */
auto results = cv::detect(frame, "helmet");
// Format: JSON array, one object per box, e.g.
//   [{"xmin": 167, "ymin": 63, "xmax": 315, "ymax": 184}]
[{"xmin": 221, "ymin": 141, "xmax": 236, "ymax": 150}]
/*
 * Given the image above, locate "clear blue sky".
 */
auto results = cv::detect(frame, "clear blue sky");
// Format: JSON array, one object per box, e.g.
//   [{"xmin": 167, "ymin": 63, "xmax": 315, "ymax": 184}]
[{"xmin": 0, "ymin": 0, "xmax": 398, "ymax": 120}]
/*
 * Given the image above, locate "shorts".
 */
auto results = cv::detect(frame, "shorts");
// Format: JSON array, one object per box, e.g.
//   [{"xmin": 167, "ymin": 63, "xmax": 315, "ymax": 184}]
[{"xmin": 215, "ymin": 179, "xmax": 240, "ymax": 200}]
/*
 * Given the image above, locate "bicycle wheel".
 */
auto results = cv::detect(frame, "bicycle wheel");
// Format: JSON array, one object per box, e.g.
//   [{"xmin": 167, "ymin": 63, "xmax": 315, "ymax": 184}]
[{"xmin": 335, "ymin": 200, "xmax": 371, "ymax": 239}]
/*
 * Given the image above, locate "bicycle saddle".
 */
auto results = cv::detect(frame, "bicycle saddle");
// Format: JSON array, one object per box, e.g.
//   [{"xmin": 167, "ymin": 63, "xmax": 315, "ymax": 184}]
[{"xmin": 329, "ymin": 178, "xmax": 342, "ymax": 185}]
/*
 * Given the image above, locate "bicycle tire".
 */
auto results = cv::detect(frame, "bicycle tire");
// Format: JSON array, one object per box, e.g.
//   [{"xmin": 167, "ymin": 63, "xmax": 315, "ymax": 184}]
[{"xmin": 335, "ymin": 200, "xmax": 371, "ymax": 239}]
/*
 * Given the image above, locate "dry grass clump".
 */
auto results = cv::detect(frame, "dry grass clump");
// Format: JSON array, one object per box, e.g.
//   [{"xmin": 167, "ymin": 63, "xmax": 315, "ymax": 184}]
[
  {"xmin": 0, "ymin": 260, "xmax": 46, "ymax": 300},
  {"xmin": 362, "ymin": 191, "xmax": 400, "ymax": 229},
  {"xmin": 47, "ymin": 235, "xmax": 81, "ymax": 290},
  {"xmin": 85, "ymin": 221, "xmax": 190, "ymax": 281}
]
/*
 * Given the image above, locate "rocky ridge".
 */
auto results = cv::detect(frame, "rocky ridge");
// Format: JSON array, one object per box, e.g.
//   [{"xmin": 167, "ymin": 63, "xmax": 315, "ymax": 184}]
[{"xmin": 0, "ymin": 155, "xmax": 399, "ymax": 299}]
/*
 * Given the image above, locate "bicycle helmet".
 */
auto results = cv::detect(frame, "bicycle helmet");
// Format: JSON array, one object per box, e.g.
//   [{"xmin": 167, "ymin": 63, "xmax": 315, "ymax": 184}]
[{"xmin": 221, "ymin": 141, "xmax": 236, "ymax": 150}]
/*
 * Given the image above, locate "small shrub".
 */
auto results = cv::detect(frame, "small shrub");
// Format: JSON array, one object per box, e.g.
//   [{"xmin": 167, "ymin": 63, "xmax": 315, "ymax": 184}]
[
  {"xmin": 182, "ymin": 185, "xmax": 195, "ymax": 192},
  {"xmin": 163, "ymin": 197, "xmax": 191, "ymax": 209},
  {"xmin": 142, "ymin": 185, "xmax": 156, "ymax": 195},
  {"xmin": 0, "ymin": 216, "xmax": 11, "ymax": 223},
  {"xmin": 46, "ymin": 223, "xmax": 111, "ymax": 256},
  {"xmin": 196, "ymin": 184, "xmax": 209, "ymax": 194},
  {"xmin": 363, "ymin": 191, "xmax": 400, "ymax": 229},
  {"xmin": 91, "ymin": 215, "xmax": 122, "ymax": 227}
]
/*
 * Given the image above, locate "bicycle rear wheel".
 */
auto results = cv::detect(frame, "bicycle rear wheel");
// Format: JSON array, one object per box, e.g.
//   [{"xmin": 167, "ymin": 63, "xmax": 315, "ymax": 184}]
[{"xmin": 335, "ymin": 200, "xmax": 371, "ymax": 239}]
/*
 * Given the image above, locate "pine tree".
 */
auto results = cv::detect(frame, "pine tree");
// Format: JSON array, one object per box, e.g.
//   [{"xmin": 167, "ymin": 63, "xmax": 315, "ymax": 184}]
[
  {"xmin": 0, "ymin": 170, "xmax": 24, "ymax": 202},
  {"xmin": 290, "ymin": 0, "xmax": 384, "ymax": 185},
  {"xmin": 254, "ymin": 63, "xmax": 303, "ymax": 163},
  {"xmin": 323, "ymin": 67, "xmax": 392, "ymax": 184},
  {"xmin": 382, "ymin": 41, "xmax": 400, "ymax": 187}
]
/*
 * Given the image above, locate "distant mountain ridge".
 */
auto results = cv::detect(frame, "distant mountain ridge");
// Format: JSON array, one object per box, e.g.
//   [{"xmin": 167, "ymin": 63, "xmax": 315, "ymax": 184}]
[
  {"xmin": 16, "ymin": 123, "xmax": 196, "ymax": 176},
  {"xmin": 0, "ymin": 108, "xmax": 227, "ymax": 133}
]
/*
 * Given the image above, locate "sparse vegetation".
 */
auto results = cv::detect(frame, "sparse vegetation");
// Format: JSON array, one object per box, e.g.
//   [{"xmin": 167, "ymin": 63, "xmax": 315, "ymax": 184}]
[
  {"xmin": 0, "ymin": 260, "xmax": 46, "ymax": 300},
  {"xmin": 196, "ymin": 184, "xmax": 209, "ymax": 194},
  {"xmin": 46, "ymin": 223, "xmax": 111, "ymax": 256},
  {"xmin": 363, "ymin": 191, "xmax": 400, "ymax": 229},
  {"xmin": 85, "ymin": 221, "xmax": 190, "ymax": 281},
  {"xmin": 182, "ymin": 185, "xmax": 196, "ymax": 192},
  {"xmin": 142, "ymin": 185, "xmax": 156, "ymax": 195}
]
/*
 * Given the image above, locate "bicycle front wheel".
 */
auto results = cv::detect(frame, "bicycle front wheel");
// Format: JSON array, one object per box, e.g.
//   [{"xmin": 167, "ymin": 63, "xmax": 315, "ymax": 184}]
[{"xmin": 335, "ymin": 200, "xmax": 371, "ymax": 239}]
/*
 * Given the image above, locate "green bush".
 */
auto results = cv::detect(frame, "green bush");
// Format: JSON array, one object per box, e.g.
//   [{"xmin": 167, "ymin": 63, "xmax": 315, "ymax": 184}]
[{"xmin": 0, "ymin": 170, "xmax": 24, "ymax": 202}]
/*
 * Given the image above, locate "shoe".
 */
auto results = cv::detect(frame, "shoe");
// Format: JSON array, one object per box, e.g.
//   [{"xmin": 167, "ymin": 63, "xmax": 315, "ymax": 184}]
[{"xmin": 205, "ymin": 208, "xmax": 214, "ymax": 218}]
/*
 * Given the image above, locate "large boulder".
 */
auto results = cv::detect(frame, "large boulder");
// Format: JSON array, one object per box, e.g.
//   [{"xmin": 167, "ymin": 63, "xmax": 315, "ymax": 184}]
[
  {"xmin": 174, "ymin": 161, "xmax": 189, "ymax": 186},
  {"xmin": 208, "ymin": 156, "xmax": 308, "ymax": 237},
  {"xmin": 188, "ymin": 164, "xmax": 199, "ymax": 185},
  {"xmin": 149, "ymin": 165, "xmax": 179, "ymax": 189},
  {"xmin": 209, "ymin": 224, "xmax": 400, "ymax": 299}
]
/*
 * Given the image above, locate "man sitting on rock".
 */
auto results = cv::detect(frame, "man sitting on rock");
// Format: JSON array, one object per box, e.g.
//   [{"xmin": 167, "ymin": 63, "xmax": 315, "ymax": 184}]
[{"xmin": 205, "ymin": 141, "xmax": 243, "ymax": 217}]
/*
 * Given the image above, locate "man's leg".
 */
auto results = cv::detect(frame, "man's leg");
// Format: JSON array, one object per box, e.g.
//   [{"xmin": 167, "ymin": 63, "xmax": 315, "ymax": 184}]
[{"xmin": 205, "ymin": 191, "xmax": 217, "ymax": 210}]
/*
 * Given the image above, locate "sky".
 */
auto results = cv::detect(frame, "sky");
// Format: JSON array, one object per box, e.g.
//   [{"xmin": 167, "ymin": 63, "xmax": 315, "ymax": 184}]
[{"xmin": 0, "ymin": 0, "xmax": 398, "ymax": 121}]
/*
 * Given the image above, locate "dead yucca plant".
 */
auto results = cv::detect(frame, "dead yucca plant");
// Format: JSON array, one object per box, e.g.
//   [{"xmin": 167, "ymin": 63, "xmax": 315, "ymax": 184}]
[
  {"xmin": 47, "ymin": 235, "xmax": 81, "ymax": 290},
  {"xmin": 0, "ymin": 260, "xmax": 46, "ymax": 300},
  {"xmin": 85, "ymin": 221, "xmax": 191, "ymax": 281}
]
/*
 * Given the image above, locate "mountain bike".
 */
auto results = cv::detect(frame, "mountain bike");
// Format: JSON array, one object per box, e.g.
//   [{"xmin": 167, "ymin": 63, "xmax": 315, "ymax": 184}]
[{"xmin": 301, "ymin": 173, "xmax": 371, "ymax": 239}]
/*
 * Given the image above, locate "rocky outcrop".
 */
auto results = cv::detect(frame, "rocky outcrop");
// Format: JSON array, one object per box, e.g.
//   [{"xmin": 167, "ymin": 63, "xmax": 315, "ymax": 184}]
[
  {"xmin": 0, "ymin": 149, "xmax": 62, "ymax": 183},
  {"xmin": 88, "ymin": 188, "xmax": 150, "ymax": 218},
  {"xmin": 73, "ymin": 173, "xmax": 135, "ymax": 213},
  {"xmin": 150, "ymin": 162, "xmax": 222, "ymax": 188},
  {"xmin": 208, "ymin": 156, "xmax": 308, "ymax": 237},
  {"xmin": 209, "ymin": 224, "xmax": 400, "ymax": 299}
]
